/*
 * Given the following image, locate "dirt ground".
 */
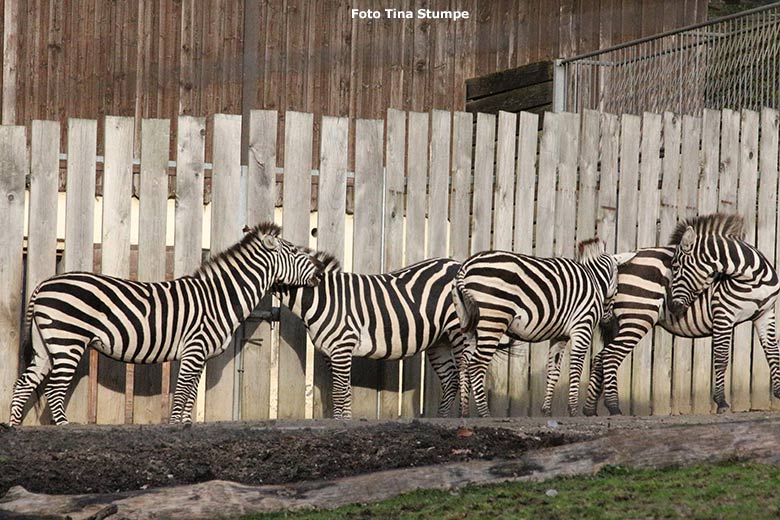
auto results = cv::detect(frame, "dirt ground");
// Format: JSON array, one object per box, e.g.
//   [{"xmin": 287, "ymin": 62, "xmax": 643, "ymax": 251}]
[{"xmin": 1, "ymin": 412, "xmax": 776, "ymax": 497}]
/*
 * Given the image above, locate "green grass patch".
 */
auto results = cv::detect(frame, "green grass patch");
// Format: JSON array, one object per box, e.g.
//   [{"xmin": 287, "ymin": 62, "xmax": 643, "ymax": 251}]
[{"xmin": 241, "ymin": 461, "xmax": 780, "ymax": 520}]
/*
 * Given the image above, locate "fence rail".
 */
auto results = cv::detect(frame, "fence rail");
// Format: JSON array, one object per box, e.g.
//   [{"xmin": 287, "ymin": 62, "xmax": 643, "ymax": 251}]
[
  {"xmin": 557, "ymin": 2, "xmax": 780, "ymax": 116},
  {"xmin": 3, "ymin": 105, "xmax": 780, "ymax": 425}
]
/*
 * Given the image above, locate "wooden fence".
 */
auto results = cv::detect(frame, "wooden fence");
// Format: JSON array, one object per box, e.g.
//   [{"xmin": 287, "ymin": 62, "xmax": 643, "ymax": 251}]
[{"xmin": 2, "ymin": 106, "xmax": 780, "ymax": 425}]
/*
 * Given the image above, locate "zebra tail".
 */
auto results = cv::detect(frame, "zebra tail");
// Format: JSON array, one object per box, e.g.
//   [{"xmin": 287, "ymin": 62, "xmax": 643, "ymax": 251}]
[
  {"xmin": 20, "ymin": 286, "xmax": 40, "ymax": 366},
  {"xmin": 598, "ymin": 313, "xmax": 620, "ymax": 348},
  {"xmin": 452, "ymin": 277, "xmax": 479, "ymax": 335}
]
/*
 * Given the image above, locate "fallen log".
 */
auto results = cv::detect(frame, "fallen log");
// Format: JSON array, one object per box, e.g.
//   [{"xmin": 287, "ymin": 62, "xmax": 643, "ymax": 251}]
[{"xmin": 2, "ymin": 416, "xmax": 780, "ymax": 519}]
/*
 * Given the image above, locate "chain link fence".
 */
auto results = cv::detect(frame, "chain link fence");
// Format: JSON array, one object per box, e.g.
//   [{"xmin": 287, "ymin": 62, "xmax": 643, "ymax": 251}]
[{"xmin": 555, "ymin": 3, "xmax": 780, "ymax": 116}]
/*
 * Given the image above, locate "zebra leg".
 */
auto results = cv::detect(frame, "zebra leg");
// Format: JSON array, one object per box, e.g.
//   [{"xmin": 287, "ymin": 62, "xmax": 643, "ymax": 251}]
[
  {"xmin": 711, "ymin": 317, "xmax": 734, "ymax": 414},
  {"xmin": 583, "ymin": 350, "xmax": 604, "ymax": 416},
  {"xmin": 9, "ymin": 352, "xmax": 52, "ymax": 427},
  {"xmin": 170, "ymin": 352, "xmax": 206, "ymax": 424},
  {"xmin": 329, "ymin": 349, "xmax": 353, "ymax": 419},
  {"xmin": 43, "ymin": 343, "xmax": 88, "ymax": 425},
  {"xmin": 542, "ymin": 340, "xmax": 566, "ymax": 416},
  {"xmin": 451, "ymin": 331, "xmax": 474, "ymax": 417},
  {"xmin": 753, "ymin": 308, "xmax": 780, "ymax": 399},
  {"xmin": 427, "ymin": 344, "xmax": 458, "ymax": 417},
  {"xmin": 601, "ymin": 340, "xmax": 637, "ymax": 416},
  {"xmin": 469, "ymin": 330, "xmax": 504, "ymax": 418},
  {"xmin": 567, "ymin": 328, "xmax": 594, "ymax": 417}
]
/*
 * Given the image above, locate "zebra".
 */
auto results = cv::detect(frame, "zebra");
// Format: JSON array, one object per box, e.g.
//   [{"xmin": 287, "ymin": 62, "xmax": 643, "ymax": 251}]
[
  {"xmin": 275, "ymin": 253, "xmax": 479, "ymax": 419},
  {"xmin": 452, "ymin": 238, "xmax": 630, "ymax": 417},
  {"xmin": 667, "ymin": 213, "xmax": 780, "ymax": 412},
  {"xmin": 9, "ymin": 222, "xmax": 323, "ymax": 426}
]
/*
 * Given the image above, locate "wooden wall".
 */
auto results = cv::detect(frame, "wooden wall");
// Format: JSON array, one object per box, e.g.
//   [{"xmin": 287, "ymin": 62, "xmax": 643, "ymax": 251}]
[{"xmin": 2, "ymin": 0, "xmax": 708, "ymax": 162}]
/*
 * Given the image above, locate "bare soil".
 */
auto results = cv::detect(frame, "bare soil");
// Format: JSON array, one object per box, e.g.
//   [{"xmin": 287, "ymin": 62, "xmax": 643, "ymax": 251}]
[
  {"xmin": 2, "ymin": 411, "xmax": 776, "ymax": 498},
  {"xmin": 0, "ymin": 420, "xmax": 578, "ymax": 496}
]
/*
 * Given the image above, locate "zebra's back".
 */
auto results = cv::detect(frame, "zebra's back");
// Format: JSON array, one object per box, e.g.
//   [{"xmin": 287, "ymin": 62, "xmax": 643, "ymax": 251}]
[
  {"xmin": 31, "ymin": 272, "xmax": 207, "ymax": 364},
  {"xmin": 285, "ymin": 257, "xmax": 461, "ymax": 360}
]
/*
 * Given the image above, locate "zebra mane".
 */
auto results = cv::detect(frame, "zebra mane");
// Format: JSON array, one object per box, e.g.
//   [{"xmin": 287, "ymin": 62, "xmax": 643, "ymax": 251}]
[
  {"xmin": 309, "ymin": 249, "xmax": 342, "ymax": 272},
  {"xmin": 576, "ymin": 237, "xmax": 605, "ymax": 264},
  {"xmin": 667, "ymin": 213, "xmax": 745, "ymax": 245},
  {"xmin": 194, "ymin": 221, "xmax": 282, "ymax": 277}
]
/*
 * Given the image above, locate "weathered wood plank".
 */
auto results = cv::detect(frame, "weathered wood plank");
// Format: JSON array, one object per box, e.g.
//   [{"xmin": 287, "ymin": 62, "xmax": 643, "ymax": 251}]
[
  {"xmin": 616, "ymin": 113, "xmax": 641, "ymax": 414},
  {"xmin": 509, "ymin": 111, "xmax": 539, "ymax": 417},
  {"xmin": 632, "ymin": 112, "xmax": 662, "ymax": 416},
  {"xmin": 758, "ymin": 108, "xmax": 780, "ymax": 410},
  {"xmin": 471, "ymin": 113, "xmax": 496, "ymax": 254},
  {"xmin": 401, "ymin": 111, "xmax": 428, "ymax": 417},
  {"xmin": 672, "ymin": 114, "xmax": 701, "ymax": 416},
  {"xmin": 466, "ymin": 61, "xmax": 554, "ymax": 100},
  {"xmin": 277, "ymin": 112, "xmax": 313, "ymax": 420},
  {"xmin": 485, "ymin": 111, "xmax": 517, "ymax": 417},
  {"xmin": 135, "ymin": 119, "xmax": 170, "ymax": 424},
  {"xmin": 0, "ymin": 126, "xmax": 26, "ymax": 421},
  {"xmin": 241, "ymin": 110, "xmax": 277, "ymax": 421},
  {"xmin": 314, "ymin": 115, "xmax": 348, "ymax": 418},
  {"xmin": 551, "ymin": 111, "xmax": 579, "ymax": 417},
  {"xmin": 735, "ymin": 109, "xmax": 759, "ymax": 412},
  {"xmin": 529, "ymin": 112, "xmax": 557, "ymax": 416},
  {"xmin": 718, "ymin": 109, "xmax": 741, "ymax": 412},
  {"xmin": 352, "ymin": 118, "xmax": 384, "ymax": 420},
  {"xmin": 450, "ymin": 111, "xmax": 473, "ymax": 262},
  {"xmin": 173, "ymin": 116, "xmax": 206, "ymax": 422},
  {"xmin": 97, "ymin": 116, "xmax": 133, "ymax": 425},
  {"xmin": 22, "ymin": 121, "xmax": 60, "ymax": 425},
  {"xmin": 63, "ymin": 119, "xmax": 97, "ymax": 424},
  {"xmin": 654, "ymin": 112, "xmax": 681, "ymax": 416},
  {"xmin": 380, "ymin": 109, "xmax": 405, "ymax": 419},
  {"xmin": 691, "ymin": 109, "xmax": 721, "ymax": 415},
  {"xmin": 465, "ymin": 81, "xmax": 553, "ymax": 115},
  {"xmin": 204, "ymin": 114, "xmax": 242, "ymax": 422},
  {"xmin": 423, "ymin": 110, "xmax": 451, "ymax": 416}
]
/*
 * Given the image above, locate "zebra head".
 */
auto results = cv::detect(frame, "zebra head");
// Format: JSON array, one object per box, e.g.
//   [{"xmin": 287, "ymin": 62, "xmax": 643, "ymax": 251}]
[
  {"xmin": 669, "ymin": 226, "xmax": 714, "ymax": 316},
  {"xmin": 246, "ymin": 223, "xmax": 324, "ymax": 288},
  {"xmin": 667, "ymin": 214, "xmax": 743, "ymax": 316}
]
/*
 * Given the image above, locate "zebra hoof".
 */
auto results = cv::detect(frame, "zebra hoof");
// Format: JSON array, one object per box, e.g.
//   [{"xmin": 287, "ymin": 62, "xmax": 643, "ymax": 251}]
[
  {"xmin": 716, "ymin": 404, "xmax": 730, "ymax": 414},
  {"xmin": 582, "ymin": 405, "xmax": 597, "ymax": 417},
  {"xmin": 607, "ymin": 407, "xmax": 623, "ymax": 416},
  {"xmin": 541, "ymin": 407, "xmax": 552, "ymax": 417}
]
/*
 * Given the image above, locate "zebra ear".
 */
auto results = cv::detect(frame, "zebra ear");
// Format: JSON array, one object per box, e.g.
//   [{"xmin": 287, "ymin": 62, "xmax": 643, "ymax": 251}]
[
  {"xmin": 613, "ymin": 252, "xmax": 636, "ymax": 266},
  {"xmin": 681, "ymin": 226, "xmax": 696, "ymax": 253},
  {"xmin": 262, "ymin": 234, "xmax": 279, "ymax": 250}
]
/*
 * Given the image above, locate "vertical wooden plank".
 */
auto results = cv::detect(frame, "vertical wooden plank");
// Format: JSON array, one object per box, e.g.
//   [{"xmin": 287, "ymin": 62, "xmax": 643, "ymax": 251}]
[
  {"xmin": 2, "ymin": 0, "xmax": 18, "ymax": 124},
  {"xmin": 134, "ymin": 118, "xmax": 169, "ymax": 424},
  {"xmin": 597, "ymin": 113, "xmax": 620, "ymax": 254},
  {"xmin": 98, "ymin": 116, "xmax": 134, "ymax": 425},
  {"xmin": 654, "ymin": 112, "xmax": 681, "ymax": 416},
  {"xmin": 691, "ymin": 109, "xmax": 721, "ymax": 415},
  {"xmin": 63, "ymin": 118, "xmax": 97, "ymax": 424},
  {"xmin": 471, "ymin": 112, "xmax": 495, "ymax": 254},
  {"xmin": 550, "ymin": 111, "xmax": 579, "ymax": 416},
  {"xmin": 241, "ymin": 110, "xmax": 278, "ymax": 421},
  {"xmin": 719, "ymin": 108, "xmax": 741, "ymax": 412},
  {"xmin": 575, "ymin": 109, "xmax": 600, "ymax": 406},
  {"xmin": 314, "ymin": 115, "xmax": 348, "ymax": 418},
  {"xmin": 758, "ymin": 108, "xmax": 780, "ymax": 410},
  {"xmin": 509, "ymin": 111, "xmax": 539, "ymax": 417},
  {"xmin": 172, "ymin": 115, "xmax": 206, "ymax": 423},
  {"xmin": 402, "ymin": 111, "xmax": 428, "ymax": 417},
  {"xmin": 0, "ymin": 126, "xmax": 26, "ymax": 420},
  {"xmin": 422, "ymin": 109, "xmax": 451, "ymax": 416},
  {"xmin": 450, "ymin": 111, "xmax": 473, "ymax": 262},
  {"xmin": 23, "ymin": 120, "xmax": 59, "ymax": 425},
  {"xmin": 483, "ymin": 110, "xmax": 517, "ymax": 417},
  {"xmin": 352, "ymin": 118, "xmax": 383, "ymax": 419},
  {"xmin": 529, "ymin": 113, "xmax": 558, "ymax": 416},
  {"xmin": 632, "ymin": 112, "xmax": 662, "ymax": 416},
  {"xmin": 616, "ymin": 113, "xmax": 641, "ymax": 414},
  {"xmin": 735, "ymin": 109, "xmax": 759, "ymax": 412},
  {"xmin": 204, "ymin": 114, "xmax": 242, "ymax": 422},
  {"xmin": 381, "ymin": 109, "xmax": 405, "ymax": 419},
  {"xmin": 278, "ymin": 111, "xmax": 313, "ymax": 419},
  {"xmin": 672, "ymin": 114, "xmax": 701, "ymax": 416}
]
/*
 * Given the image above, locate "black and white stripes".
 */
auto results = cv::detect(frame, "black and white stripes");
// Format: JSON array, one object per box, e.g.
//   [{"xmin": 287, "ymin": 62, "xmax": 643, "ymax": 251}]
[{"xmin": 9, "ymin": 223, "xmax": 322, "ymax": 426}]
